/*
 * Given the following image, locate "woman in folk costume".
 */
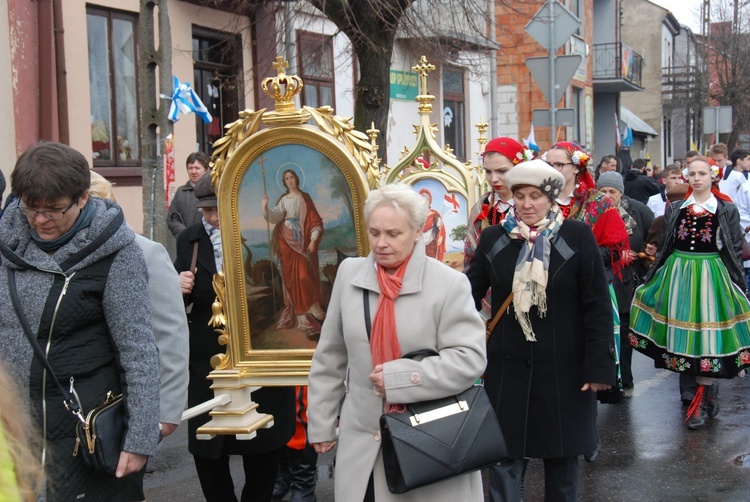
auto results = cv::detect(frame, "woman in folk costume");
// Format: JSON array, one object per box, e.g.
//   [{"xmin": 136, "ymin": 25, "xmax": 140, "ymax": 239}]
[
  {"xmin": 464, "ymin": 137, "xmax": 534, "ymax": 321},
  {"xmin": 262, "ymin": 169, "xmax": 326, "ymax": 336},
  {"xmin": 464, "ymin": 137, "xmax": 535, "ymax": 268},
  {"xmin": 630, "ymin": 157, "xmax": 750, "ymax": 430},
  {"xmin": 545, "ymin": 142, "xmax": 631, "ymax": 280}
]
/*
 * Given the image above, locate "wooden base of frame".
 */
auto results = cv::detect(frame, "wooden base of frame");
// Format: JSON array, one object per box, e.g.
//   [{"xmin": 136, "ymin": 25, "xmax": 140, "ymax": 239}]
[{"xmin": 195, "ymin": 370, "xmax": 275, "ymax": 440}]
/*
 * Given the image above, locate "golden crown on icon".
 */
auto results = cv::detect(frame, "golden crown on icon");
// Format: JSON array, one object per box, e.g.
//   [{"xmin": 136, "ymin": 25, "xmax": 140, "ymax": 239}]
[{"xmin": 261, "ymin": 56, "xmax": 303, "ymax": 113}]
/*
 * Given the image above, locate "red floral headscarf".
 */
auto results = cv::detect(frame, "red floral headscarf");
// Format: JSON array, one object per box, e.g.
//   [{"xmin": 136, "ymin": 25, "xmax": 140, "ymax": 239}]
[
  {"xmin": 549, "ymin": 141, "xmax": 595, "ymax": 190},
  {"xmin": 484, "ymin": 137, "xmax": 535, "ymax": 165},
  {"xmin": 682, "ymin": 156, "xmax": 733, "ymax": 202}
]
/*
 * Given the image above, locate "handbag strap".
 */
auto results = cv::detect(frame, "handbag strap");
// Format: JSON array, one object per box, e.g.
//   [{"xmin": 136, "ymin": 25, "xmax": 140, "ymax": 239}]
[
  {"xmin": 7, "ymin": 269, "xmax": 82, "ymax": 419},
  {"xmin": 486, "ymin": 292, "xmax": 514, "ymax": 342},
  {"xmin": 363, "ymin": 289, "xmax": 372, "ymax": 341}
]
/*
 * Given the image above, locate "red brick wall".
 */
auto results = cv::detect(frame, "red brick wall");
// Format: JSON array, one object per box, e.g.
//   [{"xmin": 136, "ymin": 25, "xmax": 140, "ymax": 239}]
[{"xmin": 495, "ymin": 0, "xmax": 594, "ymax": 151}]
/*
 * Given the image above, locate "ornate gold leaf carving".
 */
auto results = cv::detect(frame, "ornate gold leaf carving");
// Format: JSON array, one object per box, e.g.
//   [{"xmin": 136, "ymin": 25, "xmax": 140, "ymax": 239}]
[
  {"xmin": 210, "ymin": 109, "xmax": 265, "ymax": 185},
  {"xmin": 305, "ymin": 106, "xmax": 381, "ymax": 189}
]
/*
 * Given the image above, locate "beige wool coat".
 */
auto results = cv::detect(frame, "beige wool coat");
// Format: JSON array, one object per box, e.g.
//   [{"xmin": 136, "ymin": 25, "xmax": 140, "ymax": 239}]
[{"xmin": 308, "ymin": 240, "xmax": 487, "ymax": 501}]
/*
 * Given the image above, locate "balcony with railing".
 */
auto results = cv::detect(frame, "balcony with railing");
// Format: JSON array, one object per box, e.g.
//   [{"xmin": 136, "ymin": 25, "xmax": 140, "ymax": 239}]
[
  {"xmin": 593, "ymin": 42, "xmax": 644, "ymax": 92},
  {"xmin": 662, "ymin": 65, "xmax": 703, "ymax": 105}
]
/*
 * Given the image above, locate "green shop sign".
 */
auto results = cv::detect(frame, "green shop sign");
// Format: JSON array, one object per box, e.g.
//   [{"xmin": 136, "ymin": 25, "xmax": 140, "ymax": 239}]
[{"xmin": 390, "ymin": 70, "xmax": 419, "ymax": 101}]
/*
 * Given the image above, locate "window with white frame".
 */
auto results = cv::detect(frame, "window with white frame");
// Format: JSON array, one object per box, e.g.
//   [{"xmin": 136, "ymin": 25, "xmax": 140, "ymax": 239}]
[{"xmin": 87, "ymin": 8, "xmax": 140, "ymax": 171}]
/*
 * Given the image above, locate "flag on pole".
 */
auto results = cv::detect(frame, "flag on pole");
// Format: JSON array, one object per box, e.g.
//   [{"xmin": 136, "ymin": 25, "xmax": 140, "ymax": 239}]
[
  {"xmin": 164, "ymin": 76, "xmax": 213, "ymax": 123},
  {"xmin": 621, "ymin": 126, "xmax": 633, "ymax": 147},
  {"xmin": 523, "ymin": 125, "xmax": 539, "ymax": 153},
  {"xmin": 690, "ymin": 139, "xmax": 699, "ymax": 152},
  {"xmin": 443, "ymin": 193, "xmax": 460, "ymax": 213}
]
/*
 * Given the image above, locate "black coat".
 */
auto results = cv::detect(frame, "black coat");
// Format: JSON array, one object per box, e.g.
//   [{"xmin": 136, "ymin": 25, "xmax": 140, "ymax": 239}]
[
  {"xmin": 466, "ymin": 219, "xmax": 616, "ymax": 459},
  {"xmin": 175, "ymin": 223, "xmax": 295, "ymax": 459},
  {"xmin": 623, "ymin": 169, "xmax": 660, "ymax": 204},
  {"xmin": 613, "ymin": 196, "xmax": 654, "ymax": 313}
]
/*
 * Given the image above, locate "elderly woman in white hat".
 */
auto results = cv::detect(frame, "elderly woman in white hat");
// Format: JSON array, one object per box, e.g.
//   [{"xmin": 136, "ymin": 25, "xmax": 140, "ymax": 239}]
[{"xmin": 466, "ymin": 159, "xmax": 616, "ymax": 501}]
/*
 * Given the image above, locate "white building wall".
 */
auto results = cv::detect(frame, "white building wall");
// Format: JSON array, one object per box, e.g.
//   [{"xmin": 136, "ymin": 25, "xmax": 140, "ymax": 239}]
[{"xmin": 496, "ymin": 85, "xmax": 519, "ymax": 139}]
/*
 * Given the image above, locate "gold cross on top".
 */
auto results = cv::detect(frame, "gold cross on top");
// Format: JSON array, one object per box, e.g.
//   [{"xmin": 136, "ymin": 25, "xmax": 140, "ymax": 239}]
[
  {"xmin": 272, "ymin": 56, "xmax": 289, "ymax": 75},
  {"xmin": 412, "ymin": 56, "xmax": 435, "ymax": 96}
]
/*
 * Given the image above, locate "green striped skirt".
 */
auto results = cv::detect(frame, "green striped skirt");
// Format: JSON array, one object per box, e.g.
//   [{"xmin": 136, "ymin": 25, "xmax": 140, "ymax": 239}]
[{"xmin": 630, "ymin": 250, "xmax": 750, "ymax": 378}]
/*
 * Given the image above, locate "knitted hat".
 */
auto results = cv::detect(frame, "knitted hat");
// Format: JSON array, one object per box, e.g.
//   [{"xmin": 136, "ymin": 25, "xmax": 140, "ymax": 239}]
[
  {"xmin": 596, "ymin": 171, "xmax": 624, "ymax": 194},
  {"xmin": 194, "ymin": 173, "xmax": 217, "ymax": 208},
  {"xmin": 484, "ymin": 137, "xmax": 534, "ymax": 165},
  {"xmin": 506, "ymin": 159, "xmax": 565, "ymax": 201}
]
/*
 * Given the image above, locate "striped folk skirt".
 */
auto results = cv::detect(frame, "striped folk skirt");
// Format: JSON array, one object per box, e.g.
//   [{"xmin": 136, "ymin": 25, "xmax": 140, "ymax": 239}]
[{"xmin": 630, "ymin": 250, "xmax": 750, "ymax": 379}]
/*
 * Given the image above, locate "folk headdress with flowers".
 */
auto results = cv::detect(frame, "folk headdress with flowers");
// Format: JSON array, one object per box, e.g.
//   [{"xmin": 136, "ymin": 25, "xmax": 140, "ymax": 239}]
[
  {"xmin": 484, "ymin": 137, "xmax": 535, "ymax": 166},
  {"xmin": 681, "ymin": 156, "xmax": 723, "ymax": 182},
  {"xmin": 550, "ymin": 141, "xmax": 591, "ymax": 171},
  {"xmin": 549, "ymin": 141, "xmax": 595, "ymax": 191},
  {"xmin": 681, "ymin": 156, "xmax": 733, "ymax": 203}
]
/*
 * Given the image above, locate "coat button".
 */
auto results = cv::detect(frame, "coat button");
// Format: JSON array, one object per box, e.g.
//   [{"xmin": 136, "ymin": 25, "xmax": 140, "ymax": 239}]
[
  {"xmin": 374, "ymin": 431, "xmax": 381, "ymax": 442},
  {"xmin": 410, "ymin": 373, "xmax": 422, "ymax": 384}
]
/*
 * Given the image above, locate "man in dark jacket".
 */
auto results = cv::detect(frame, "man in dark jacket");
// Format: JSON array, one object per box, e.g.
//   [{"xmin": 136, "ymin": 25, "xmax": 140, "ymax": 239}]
[{"xmin": 623, "ymin": 158, "xmax": 660, "ymax": 203}]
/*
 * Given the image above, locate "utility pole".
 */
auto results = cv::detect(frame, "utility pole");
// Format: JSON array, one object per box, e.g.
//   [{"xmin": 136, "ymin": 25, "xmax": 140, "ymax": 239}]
[{"xmin": 139, "ymin": 0, "xmax": 173, "ymax": 245}]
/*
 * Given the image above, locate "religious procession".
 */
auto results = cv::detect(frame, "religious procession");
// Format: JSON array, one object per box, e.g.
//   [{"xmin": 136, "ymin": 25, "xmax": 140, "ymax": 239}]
[{"xmin": 3, "ymin": 0, "xmax": 750, "ymax": 500}]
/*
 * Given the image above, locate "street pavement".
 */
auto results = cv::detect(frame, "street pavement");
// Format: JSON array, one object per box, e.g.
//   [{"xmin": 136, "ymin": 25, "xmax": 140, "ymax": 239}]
[{"xmin": 144, "ymin": 354, "xmax": 750, "ymax": 501}]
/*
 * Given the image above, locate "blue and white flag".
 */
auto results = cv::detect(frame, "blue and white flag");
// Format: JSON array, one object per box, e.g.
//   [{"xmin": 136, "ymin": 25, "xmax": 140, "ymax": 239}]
[
  {"xmin": 523, "ymin": 125, "xmax": 539, "ymax": 153},
  {"xmin": 165, "ymin": 76, "xmax": 212, "ymax": 124},
  {"xmin": 621, "ymin": 125, "xmax": 634, "ymax": 148}
]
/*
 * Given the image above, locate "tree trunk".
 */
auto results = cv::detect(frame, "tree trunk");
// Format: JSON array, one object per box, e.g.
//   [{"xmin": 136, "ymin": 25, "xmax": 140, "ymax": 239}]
[
  {"xmin": 307, "ymin": 0, "xmax": 413, "ymax": 165},
  {"xmin": 353, "ymin": 37, "xmax": 395, "ymax": 163}
]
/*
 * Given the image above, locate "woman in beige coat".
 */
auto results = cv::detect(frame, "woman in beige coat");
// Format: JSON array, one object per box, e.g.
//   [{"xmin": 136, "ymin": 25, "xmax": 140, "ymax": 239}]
[{"xmin": 307, "ymin": 184, "xmax": 487, "ymax": 501}]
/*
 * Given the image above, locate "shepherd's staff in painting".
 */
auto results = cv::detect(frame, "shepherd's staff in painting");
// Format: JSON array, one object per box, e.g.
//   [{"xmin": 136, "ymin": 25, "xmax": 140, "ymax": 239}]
[{"xmin": 258, "ymin": 154, "xmax": 277, "ymax": 312}]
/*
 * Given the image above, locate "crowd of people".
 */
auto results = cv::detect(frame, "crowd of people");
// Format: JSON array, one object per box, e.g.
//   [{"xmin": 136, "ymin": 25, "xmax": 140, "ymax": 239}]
[{"xmin": 0, "ymin": 138, "xmax": 749, "ymax": 502}]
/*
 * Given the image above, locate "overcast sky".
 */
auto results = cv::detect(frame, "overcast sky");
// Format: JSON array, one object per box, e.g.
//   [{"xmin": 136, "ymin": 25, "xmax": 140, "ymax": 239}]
[{"xmin": 651, "ymin": 0, "xmax": 703, "ymax": 32}]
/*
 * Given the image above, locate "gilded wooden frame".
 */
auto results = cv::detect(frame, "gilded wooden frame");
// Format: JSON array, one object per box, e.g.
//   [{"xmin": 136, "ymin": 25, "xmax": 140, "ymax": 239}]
[{"xmin": 215, "ymin": 124, "xmax": 369, "ymax": 384}]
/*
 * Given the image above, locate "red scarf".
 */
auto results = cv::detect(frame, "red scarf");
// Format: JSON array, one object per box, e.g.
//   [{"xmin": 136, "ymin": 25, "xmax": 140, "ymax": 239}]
[
  {"xmin": 684, "ymin": 186, "xmax": 733, "ymax": 203},
  {"xmin": 370, "ymin": 257, "xmax": 411, "ymax": 367}
]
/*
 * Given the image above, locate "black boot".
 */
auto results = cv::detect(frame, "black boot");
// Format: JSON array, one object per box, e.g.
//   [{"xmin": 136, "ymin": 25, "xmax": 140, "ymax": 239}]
[
  {"xmin": 686, "ymin": 384, "xmax": 709, "ymax": 430},
  {"xmin": 707, "ymin": 382, "xmax": 720, "ymax": 418}
]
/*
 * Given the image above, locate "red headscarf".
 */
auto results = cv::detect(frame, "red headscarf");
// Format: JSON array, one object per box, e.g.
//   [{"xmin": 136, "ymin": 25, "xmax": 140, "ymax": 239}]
[
  {"xmin": 484, "ymin": 137, "xmax": 534, "ymax": 165},
  {"xmin": 551, "ymin": 141, "xmax": 595, "ymax": 191},
  {"xmin": 683, "ymin": 156, "xmax": 733, "ymax": 202}
]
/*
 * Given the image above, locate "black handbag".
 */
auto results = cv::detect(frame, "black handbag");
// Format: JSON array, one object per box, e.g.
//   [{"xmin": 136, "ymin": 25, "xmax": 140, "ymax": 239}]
[
  {"xmin": 74, "ymin": 391, "xmax": 125, "ymax": 473},
  {"xmin": 363, "ymin": 291, "xmax": 508, "ymax": 494},
  {"xmin": 8, "ymin": 270, "xmax": 125, "ymax": 474}
]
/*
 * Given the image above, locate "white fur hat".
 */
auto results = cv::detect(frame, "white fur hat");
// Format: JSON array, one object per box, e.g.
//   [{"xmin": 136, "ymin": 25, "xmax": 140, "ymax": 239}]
[{"xmin": 506, "ymin": 159, "xmax": 565, "ymax": 201}]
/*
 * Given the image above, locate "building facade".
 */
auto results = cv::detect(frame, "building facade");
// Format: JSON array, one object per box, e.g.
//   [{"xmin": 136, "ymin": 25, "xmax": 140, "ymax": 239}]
[{"xmin": 1, "ymin": 0, "xmax": 497, "ymax": 233}]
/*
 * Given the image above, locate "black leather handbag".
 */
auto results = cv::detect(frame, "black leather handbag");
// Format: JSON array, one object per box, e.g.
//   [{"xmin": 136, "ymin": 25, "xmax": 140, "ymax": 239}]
[
  {"xmin": 8, "ymin": 270, "xmax": 125, "ymax": 474},
  {"xmin": 74, "ymin": 391, "xmax": 125, "ymax": 473},
  {"xmin": 363, "ymin": 291, "xmax": 508, "ymax": 494},
  {"xmin": 380, "ymin": 381, "xmax": 508, "ymax": 494}
]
